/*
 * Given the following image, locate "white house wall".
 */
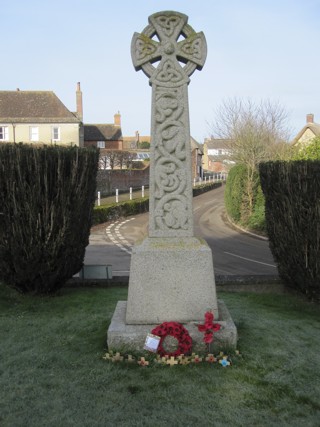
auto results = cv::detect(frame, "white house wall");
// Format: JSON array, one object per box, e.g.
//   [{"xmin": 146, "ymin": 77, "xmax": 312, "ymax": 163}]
[
  {"xmin": 207, "ymin": 148, "xmax": 230, "ymax": 156},
  {"xmin": 1, "ymin": 123, "xmax": 81, "ymax": 146}
]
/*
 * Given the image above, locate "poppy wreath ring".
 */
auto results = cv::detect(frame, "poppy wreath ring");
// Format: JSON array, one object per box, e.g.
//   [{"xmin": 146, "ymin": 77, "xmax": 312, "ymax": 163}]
[{"xmin": 151, "ymin": 321, "xmax": 192, "ymax": 357}]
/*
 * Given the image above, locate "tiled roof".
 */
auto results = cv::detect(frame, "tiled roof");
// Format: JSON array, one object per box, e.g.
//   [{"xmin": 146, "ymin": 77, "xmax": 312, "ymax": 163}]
[
  {"xmin": 208, "ymin": 155, "xmax": 219, "ymax": 161},
  {"xmin": 190, "ymin": 136, "xmax": 203, "ymax": 153},
  {"xmin": 204, "ymin": 138, "xmax": 232, "ymax": 149},
  {"xmin": 0, "ymin": 91, "xmax": 80, "ymax": 123},
  {"xmin": 123, "ymin": 135, "xmax": 151, "ymax": 143},
  {"xmin": 84, "ymin": 124, "xmax": 122, "ymax": 141}
]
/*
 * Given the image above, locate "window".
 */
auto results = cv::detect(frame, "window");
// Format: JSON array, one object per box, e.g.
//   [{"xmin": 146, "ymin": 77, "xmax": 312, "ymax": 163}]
[
  {"xmin": 97, "ymin": 141, "xmax": 105, "ymax": 148},
  {"xmin": 52, "ymin": 126, "xmax": 60, "ymax": 141},
  {"xmin": 29, "ymin": 126, "xmax": 39, "ymax": 141},
  {"xmin": 0, "ymin": 126, "xmax": 9, "ymax": 141}
]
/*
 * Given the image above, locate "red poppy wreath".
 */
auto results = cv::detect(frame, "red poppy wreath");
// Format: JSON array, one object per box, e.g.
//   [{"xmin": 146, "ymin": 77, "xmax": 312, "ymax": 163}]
[{"xmin": 151, "ymin": 322, "xmax": 192, "ymax": 357}]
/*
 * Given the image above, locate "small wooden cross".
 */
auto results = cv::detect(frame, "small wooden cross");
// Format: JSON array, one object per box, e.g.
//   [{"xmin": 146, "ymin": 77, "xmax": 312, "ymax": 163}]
[
  {"xmin": 205, "ymin": 354, "xmax": 217, "ymax": 363},
  {"xmin": 126, "ymin": 355, "xmax": 135, "ymax": 363},
  {"xmin": 138, "ymin": 357, "xmax": 149, "ymax": 366},
  {"xmin": 178, "ymin": 355, "xmax": 190, "ymax": 365},
  {"xmin": 191, "ymin": 354, "xmax": 203, "ymax": 363},
  {"xmin": 219, "ymin": 356, "xmax": 231, "ymax": 367},
  {"xmin": 102, "ymin": 352, "xmax": 113, "ymax": 361},
  {"xmin": 112, "ymin": 352, "xmax": 124, "ymax": 362},
  {"xmin": 166, "ymin": 356, "xmax": 178, "ymax": 367}
]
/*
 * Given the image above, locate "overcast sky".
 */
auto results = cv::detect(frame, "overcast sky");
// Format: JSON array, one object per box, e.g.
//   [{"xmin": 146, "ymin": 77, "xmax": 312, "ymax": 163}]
[{"xmin": 3, "ymin": 0, "xmax": 320, "ymax": 142}]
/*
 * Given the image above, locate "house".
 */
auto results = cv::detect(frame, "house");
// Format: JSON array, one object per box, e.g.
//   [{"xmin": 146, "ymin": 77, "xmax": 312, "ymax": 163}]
[
  {"xmin": 203, "ymin": 138, "xmax": 233, "ymax": 168},
  {"xmin": 123, "ymin": 131, "xmax": 151, "ymax": 150},
  {"xmin": 206, "ymin": 157, "xmax": 229, "ymax": 176},
  {"xmin": 84, "ymin": 112, "xmax": 123, "ymax": 150},
  {"xmin": 85, "ymin": 113, "xmax": 125, "ymax": 170},
  {"xmin": 292, "ymin": 114, "xmax": 320, "ymax": 147},
  {"xmin": 0, "ymin": 83, "xmax": 83, "ymax": 146},
  {"xmin": 190, "ymin": 137, "xmax": 203, "ymax": 181},
  {"xmin": 202, "ymin": 137, "xmax": 234, "ymax": 174}
]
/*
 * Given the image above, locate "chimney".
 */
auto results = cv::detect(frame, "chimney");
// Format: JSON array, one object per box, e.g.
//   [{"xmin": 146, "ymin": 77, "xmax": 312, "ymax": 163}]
[
  {"xmin": 76, "ymin": 82, "xmax": 83, "ymax": 121},
  {"xmin": 114, "ymin": 111, "xmax": 121, "ymax": 126},
  {"xmin": 306, "ymin": 113, "xmax": 314, "ymax": 124},
  {"xmin": 135, "ymin": 131, "xmax": 140, "ymax": 143}
]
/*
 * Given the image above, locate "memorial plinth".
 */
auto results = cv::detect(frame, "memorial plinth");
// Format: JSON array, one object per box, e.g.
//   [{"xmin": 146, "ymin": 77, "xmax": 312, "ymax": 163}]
[
  {"xmin": 107, "ymin": 10, "xmax": 237, "ymax": 352},
  {"xmin": 126, "ymin": 237, "xmax": 218, "ymax": 324}
]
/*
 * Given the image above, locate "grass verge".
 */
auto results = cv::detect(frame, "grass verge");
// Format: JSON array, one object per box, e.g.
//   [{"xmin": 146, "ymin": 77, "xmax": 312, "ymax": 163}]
[{"xmin": 1, "ymin": 285, "xmax": 319, "ymax": 426}]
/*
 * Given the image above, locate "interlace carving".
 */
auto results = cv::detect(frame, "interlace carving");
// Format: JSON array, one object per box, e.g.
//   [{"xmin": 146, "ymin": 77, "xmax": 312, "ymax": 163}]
[{"xmin": 131, "ymin": 11, "xmax": 207, "ymax": 237}]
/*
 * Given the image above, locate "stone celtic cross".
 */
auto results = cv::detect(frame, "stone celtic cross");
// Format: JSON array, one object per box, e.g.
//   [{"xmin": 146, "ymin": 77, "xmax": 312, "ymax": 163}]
[{"xmin": 131, "ymin": 11, "xmax": 207, "ymax": 237}]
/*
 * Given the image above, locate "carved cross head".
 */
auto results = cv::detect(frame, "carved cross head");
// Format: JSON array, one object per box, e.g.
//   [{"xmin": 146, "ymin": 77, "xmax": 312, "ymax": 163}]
[{"xmin": 131, "ymin": 11, "xmax": 207, "ymax": 87}]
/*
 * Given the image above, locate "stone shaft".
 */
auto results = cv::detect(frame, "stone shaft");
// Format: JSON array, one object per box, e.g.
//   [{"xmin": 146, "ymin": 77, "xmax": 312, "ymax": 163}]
[
  {"xmin": 131, "ymin": 10, "xmax": 207, "ymax": 237},
  {"xmin": 149, "ymin": 84, "xmax": 193, "ymax": 237}
]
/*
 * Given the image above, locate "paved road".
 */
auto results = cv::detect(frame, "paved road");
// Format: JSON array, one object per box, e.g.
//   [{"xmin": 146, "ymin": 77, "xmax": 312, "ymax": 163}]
[{"xmin": 84, "ymin": 185, "xmax": 278, "ymax": 277}]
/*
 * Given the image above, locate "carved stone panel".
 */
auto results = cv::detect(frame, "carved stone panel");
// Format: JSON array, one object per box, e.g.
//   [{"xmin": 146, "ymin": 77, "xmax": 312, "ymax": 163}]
[{"xmin": 131, "ymin": 11, "xmax": 207, "ymax": 237}]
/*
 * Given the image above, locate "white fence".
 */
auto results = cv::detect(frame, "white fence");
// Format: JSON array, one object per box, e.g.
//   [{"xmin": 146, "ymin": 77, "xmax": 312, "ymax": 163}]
[
  {"xmin": 96, "ymin": 186, "xmax": 146, "ymax": 206},
  {"xmin": 96, "ymin": 175, "xmax": 227, "ymax": 206},
  {"xmin": 193, "ymin": 173, "xmax": 227, "ymax": 187}
]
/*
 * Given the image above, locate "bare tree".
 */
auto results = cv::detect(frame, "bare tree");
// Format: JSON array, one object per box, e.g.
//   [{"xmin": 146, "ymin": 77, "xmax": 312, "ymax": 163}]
[
  {"xmin": 98, "ymin": 150, "xmax": 138, "ymax": 170},
  {"xmin": 210, "ymin": 97, "xmax": 291, "ymax": 214},
  {"xmin": 125, "ymin": 152, "xmax": 137, "ymax": 169},
  {"xmin": 102, "ymin": 150, "xmax": 119, "ymax": 170},
  {"xmin": 211, "ymin": 98, "xmax": 291, "ymax": 164},
  {"xmin": 117, "ymin": 151, "xmax": 137, "ymax": 169},
  {"xmin": 99, "ymin": 155, "xmax": 109, "ymax": 170}
]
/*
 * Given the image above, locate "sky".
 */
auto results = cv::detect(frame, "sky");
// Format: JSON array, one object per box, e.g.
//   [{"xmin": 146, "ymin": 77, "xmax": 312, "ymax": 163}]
[{"xmin": 2, "ymin": 0, "xmax": 320, "ymax": 142}]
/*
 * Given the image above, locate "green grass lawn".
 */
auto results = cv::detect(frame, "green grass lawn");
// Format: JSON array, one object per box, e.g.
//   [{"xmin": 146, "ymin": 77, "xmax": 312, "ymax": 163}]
[{"xmin": 1, "ymin": 284, "xmax": 319, "ymax": 427}]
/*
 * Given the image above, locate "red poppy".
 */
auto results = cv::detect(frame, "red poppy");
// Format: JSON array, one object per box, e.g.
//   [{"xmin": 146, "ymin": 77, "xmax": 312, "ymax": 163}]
[
  {"xmin": 204, "ymin": 332, "xmax": 213, "ymax": 344},
  {"xmin": 204, "ymin": 311, "xmax": 214, "ymax": 327},
  {"xmin": 197, "ymin": 324, "xmax": 207, "ymax": 332}
]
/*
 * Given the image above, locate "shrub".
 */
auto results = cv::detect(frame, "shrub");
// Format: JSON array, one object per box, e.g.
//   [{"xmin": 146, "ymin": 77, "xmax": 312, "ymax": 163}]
[
  {"xmin": 247, "ymin": 184, "xmax": 266, "ymax": 232},
  {"xmin": 293, "ymin": 136, "xmax": 320, "ymax": 160},
  {"xmin": 259, "ymin": 160, "xmax": 320, "ymax": 301},
  {"xmin": 225, "ymin": 164, "xmax": 265, "ymax": 233},
  {"xmin": 92, "ymin": 198, "xmax": 149, "ymax": 225},
  {"xmin": 224, "ymin": 164, "xmax": 247, "ymax": 223},
  {"xmin": 0, "ymin": 144, "xmax": 99, "ymax": 294},
  {"xmin": 193, "ymin": 181, "xmax": 222, "ymax": 196}
]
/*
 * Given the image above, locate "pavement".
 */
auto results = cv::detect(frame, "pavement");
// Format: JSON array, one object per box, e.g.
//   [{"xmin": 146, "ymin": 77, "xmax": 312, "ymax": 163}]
[{"xmin": 76, "ymin": 218, "xmax": 139, "ymax": 281}]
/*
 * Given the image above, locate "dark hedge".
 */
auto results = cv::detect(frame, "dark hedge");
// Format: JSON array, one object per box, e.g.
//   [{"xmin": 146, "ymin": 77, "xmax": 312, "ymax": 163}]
[
  {"xmin": 92, "ymin": 198, "xmax": 149, "ymax": 225},
  {"xmin": 259, "ymin": 161, "xmax": 320, "ymax": 301},
  {"xmin": 0, "ymin": 144, "xmax": 99, "ymax": 294},
  {"xmin": 224, "ymin": 164, "xmax": 248, "ymax": 223},
  {"xmin": 224, "ymin": 164, "xmax": 265, "ymax": 232}
]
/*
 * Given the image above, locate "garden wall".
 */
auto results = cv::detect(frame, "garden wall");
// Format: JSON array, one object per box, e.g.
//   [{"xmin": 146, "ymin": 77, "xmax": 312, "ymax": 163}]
[{"xmin": 97, "ymin": 167, "xmax": 149, "ymax": 196}]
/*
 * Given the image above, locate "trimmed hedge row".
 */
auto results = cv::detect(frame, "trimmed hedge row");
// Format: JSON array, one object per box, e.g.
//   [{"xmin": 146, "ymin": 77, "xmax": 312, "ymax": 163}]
[
  {"xmin": 224, "ymin": 164, "xmax": 247, "ymax": 223},
  {"xmin": 92, "ymin": 182, "xmax": 222, "ymax": 225},
  {"xmin": 224, "ymin": 164, "xmax": 265, "ymax": 232},
  {"xmin": 193, "ymin": 181, "xmax": 222, "ymax": 196},
  {"xmin": 0, "ymin": 144, "xmax": 99, "ymax": 294},
  {"xmin": 259, "ymin": 160, "xmax": 320, "ymax": 301},
  {"xmin": 93, "ymin": 198, "xmax": 149, "ymax": 225}
]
